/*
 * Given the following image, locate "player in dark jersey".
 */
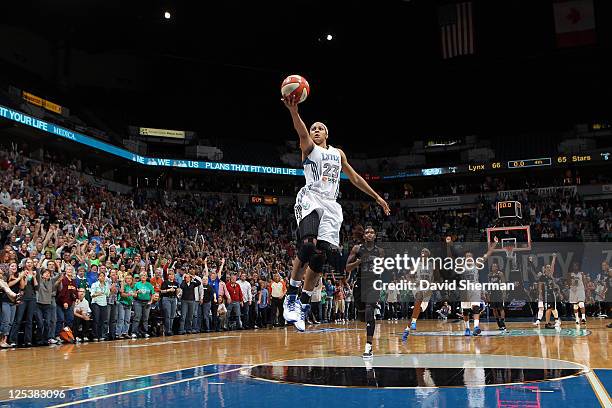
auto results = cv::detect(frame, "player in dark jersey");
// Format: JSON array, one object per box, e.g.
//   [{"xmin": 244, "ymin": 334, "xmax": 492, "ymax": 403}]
[
  {"xmin": 401, "ymin": 246, "xmax": 439, "ymax": 341},
  {"xmin": 487, "ymin": 262, "xmax": 507, "ymax": 331},
  {"xmin": 346, "ymin": 225, "xmax": 384, "ymax": 359},
  {"xmin": 533, "ymin": 253, "xmax": 561, "ymax": 329}
]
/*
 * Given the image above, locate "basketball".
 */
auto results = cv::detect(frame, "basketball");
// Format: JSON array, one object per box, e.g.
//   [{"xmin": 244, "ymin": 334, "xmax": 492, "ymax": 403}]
[
  {"xmin": 59, "ymin": 326, "xmax": 75, "ymax": 343},
  {"xmin": 281, "ymin": 75, "xmax": 310, "ymax": 103}
]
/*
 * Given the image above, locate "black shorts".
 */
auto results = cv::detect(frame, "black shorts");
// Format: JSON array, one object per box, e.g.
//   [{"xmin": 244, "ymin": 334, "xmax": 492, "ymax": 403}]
[
  {"xmin": 490, "ymin": 302, "xmax": 505, "ymax": 309},
  {"xmin": 296, "ymin": 211, "xmax": 320, "ymax": 243}
]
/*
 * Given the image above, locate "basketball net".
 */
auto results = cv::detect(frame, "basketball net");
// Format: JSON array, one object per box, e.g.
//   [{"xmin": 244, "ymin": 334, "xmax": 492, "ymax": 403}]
[{"xmin": 503, "ymin": 246, "xmax": 517, "ymax": 263}]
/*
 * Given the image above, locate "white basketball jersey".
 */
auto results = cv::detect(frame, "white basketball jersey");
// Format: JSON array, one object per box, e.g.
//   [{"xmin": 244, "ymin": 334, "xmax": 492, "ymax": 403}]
[
  {"xmin": 570, "ymin": 272, "xmax": 585, "ymax": 291},
  {"xmin": 415, "ymin": 261, "xmax": 434, "ymax": 281},
  {"xmin": 302, "ymin": 145, "xmax": 342, "ymax": 200},
  {"xmin": 464, "ymin": 264, "xmax": 479, "ymax": 283}
]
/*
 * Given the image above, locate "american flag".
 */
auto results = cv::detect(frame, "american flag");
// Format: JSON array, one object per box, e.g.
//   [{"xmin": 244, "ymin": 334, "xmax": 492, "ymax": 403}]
[{"xmin": 439, "ymin": 1, "xmax": 474, "ymax": 59}]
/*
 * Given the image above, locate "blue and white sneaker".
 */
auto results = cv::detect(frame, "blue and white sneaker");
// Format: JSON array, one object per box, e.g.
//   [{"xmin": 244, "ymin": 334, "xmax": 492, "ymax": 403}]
[
  {"xmin": 410, "ymin": 322, "xmax": 417, "ymax": 331},
  {"xmin": 293, "ymin": 302, "xmax": 309, "ymax": 332},
  {"xmin": 283, "ymin": 294, "xmax": 301, "ymax": 323},
  {"xmin": 402, "ymin": 328, "xmax": 410, "ymax": 341},
  {"xmin": 472, "ymin": 326, "xmax": 481, "ymax": 336},
  {"xmin": 464, "ymin": 328, "xmax": 472, "ymax": 336}
]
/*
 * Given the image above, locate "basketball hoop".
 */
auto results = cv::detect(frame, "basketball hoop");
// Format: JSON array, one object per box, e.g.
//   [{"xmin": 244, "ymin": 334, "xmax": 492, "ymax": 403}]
[{"xmin": 502, "ymin": 246, "xmax": 517, "ymax": 265}]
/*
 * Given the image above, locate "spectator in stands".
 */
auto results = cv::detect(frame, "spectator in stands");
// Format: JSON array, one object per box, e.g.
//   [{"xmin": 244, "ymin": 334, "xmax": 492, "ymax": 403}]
[
  {"xmin": 325, "ymin": 279, "xmax": 335, "ymax": 322},
  {"xmin": 217, "ymin": 297, "xmax": 227, "ymax": 331},
  {"xmin": 226, "ymin": 273, "xmax": 243, "ymax": 330},
  {"xmin": 131, "ymin": 273, "xmax": 154, "ymax": 338},
  {"xmin": 320, "ymin": 285, "xmax": 328, "ymax": 324},
  {"xmin": 1, "ymin": 262, "xmax": 22, "ymax": 347},
  {"xmin": 178, "ymin": 272, "xmax": 200, "ymax": 335},
  {"xmin": 200, "ymin": 275, "xmax": 214, "ymax": 333},
  {"xmin": 238, "ymin": 271, "xmax": 252, "ymax": 329},
  {"xmin": 9, "ymin": 259, "xmax": 38, "ymax": 347},
  {"xmin": 161, "ymin": 271, "xmax": 179, "ymax": 336},
  {"xmin": 309, "ymin": 277, "xmax": 322, "ymax": 324},
  {"xmin": 106, "ymin": 269, "xmax": 120, "ymax": 340},
  {"xmin": 256, "ymin": 279, "xmax": 269, "ymax": 328},
  {"xmin": 191, "ymin": 269, "xmax": 203, "ymax": 333},
  {"xmin": 148, "ymin": 292, "xmax": 164, "ymax": 337},
  {"xmin": 344, "ymin": 281, "xmax": 354, "ymax": 322},
  {"xmin": 90, "ymin": 272, "xmax": 110, "ymax": 341},
  {"xmin": 35, "ymin": 265, "xmax": 61, "ymax": 345},
  {"xmin": 118, "ymin": 274, "xmax": 136, "ymax": 338},
  {"xmin": 270, "ymin": 273, "xmax": 285, "ymax": 328},
  {"xmin": 151, "ymin": 268, "xmax": 164, "ymax": 294},
  {"xmin": 73, "ymin": 288, "xmax": 92, "ymax": 342}
]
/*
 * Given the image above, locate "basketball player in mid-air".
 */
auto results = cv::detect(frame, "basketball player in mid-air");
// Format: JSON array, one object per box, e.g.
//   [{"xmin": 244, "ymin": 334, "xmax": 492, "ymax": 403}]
[
  {"xmin": 346, "ymin": 225, "xmax": 385, "ymax": 359},
  {"xmin": 281, "ymin": 95, "xmax": 391, "ymax": 332}
]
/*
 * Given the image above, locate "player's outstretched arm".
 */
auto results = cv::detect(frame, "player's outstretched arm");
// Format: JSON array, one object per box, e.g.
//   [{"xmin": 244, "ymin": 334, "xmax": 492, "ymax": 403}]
[
  {"xmin": 484, "ymin": 237, "xmax": 499, "ymax": 259},
  {"xmin": 345, "ymin": 245, "xmax": 362, "ymax": 274},
  {"xmin": 551, "ymin": 253, "xmax": 557, "ymax": 274},
  {"xmin": 338, "ymin": 149, "xmax": 390, "ymax": 215},
  {"xmin": 282, "ymin": 96, "xmax": 314, "ymax": 156}
]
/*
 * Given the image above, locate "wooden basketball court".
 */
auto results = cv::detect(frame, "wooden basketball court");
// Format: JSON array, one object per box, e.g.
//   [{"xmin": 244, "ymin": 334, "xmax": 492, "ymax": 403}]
[{"xmin": 1, "ymin": 319, "xmax": 611, "ymax": 407}]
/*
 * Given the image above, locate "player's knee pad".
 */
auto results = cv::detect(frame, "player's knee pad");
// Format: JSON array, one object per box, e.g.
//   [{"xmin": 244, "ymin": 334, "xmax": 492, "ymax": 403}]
[
  {"xmin": 573, "ymin": 303, "xmax": 579, "ymax": 311},
  {"xmin": 578, "ymin": 301, "xmax": 584, "ymax": 309},
  {"xmin": 420, "ymin": 301, "xmax": 429, "ymax": 312},
  {"xmin": 309, "ymin": 250, "xmax": 326, "ymax": 274},
  {"xmin": 310, "ymin": 240, "xmax": 337, "ymax": 273},
  {"xmin": 298, "ymin": 237, "xmax": 317, "ymax": 264}
]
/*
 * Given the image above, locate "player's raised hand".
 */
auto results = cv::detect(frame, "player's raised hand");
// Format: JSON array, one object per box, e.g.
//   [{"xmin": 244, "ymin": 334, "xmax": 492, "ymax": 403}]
[
  {"xmin": 282, "ymin": 95, "xmax": 299, "ymax": 112},
  {"xmin": 376, "ymin": 196, "xmax": 390, "ymax": 216}
]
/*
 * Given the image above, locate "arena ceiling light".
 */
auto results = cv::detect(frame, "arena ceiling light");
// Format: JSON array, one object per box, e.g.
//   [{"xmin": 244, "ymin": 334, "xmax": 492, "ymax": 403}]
[{"xmin": 164, "ymin": 11, "xmax": 171, "ymax": 19}]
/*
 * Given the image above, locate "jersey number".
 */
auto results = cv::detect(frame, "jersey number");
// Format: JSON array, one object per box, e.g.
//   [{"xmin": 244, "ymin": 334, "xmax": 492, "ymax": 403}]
[{"xmin": 322, "ymin": 163, "xmax": 340, "ymax": 179}]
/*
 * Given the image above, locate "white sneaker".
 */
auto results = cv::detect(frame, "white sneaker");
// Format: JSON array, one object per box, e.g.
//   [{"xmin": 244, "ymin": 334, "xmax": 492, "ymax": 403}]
[
  {"xmin": 83, "ymin": 337, "xmax": 89, "ymax": 342},
  {"xmin": 283, "ymin": 295, "xmax": 301, "ymax": 324},
  {"xmin": 533, "ymin": 320, "xmax": 540, "ymax": 326},
  {"xmin": 292, "ymin": 302, "xmax": 308, "ymax": 332},
  {"xmin": 130, "ymin": 334, "xmax": 137, "ymax": 339},
  {"xmin": 75, "ymin": 337, "xmax": 82, "ymax": 343},
  {"xmin": 363, "ymin": 343, "xmax": 373, "ymax": 359},
  {"xmin": 144, "ymin": 333, "xmax": 150, "ymax": 338},
  {"xmin": 48, "ymin": 338, "xmax": 58, "ymax": 345}
]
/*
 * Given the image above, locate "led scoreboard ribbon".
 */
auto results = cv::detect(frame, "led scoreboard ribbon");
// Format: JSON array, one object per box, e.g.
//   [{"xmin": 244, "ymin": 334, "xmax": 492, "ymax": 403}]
[
  {"xmin": 507, "ymin": 157, "xmax": 552, "ymax": 169},
  {"xmin": 1, "ymin": 104, "xmax": 609, "ymax": 181}
]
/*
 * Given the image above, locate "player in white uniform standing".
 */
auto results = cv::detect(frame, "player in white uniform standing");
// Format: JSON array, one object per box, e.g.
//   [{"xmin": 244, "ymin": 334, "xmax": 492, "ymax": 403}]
[
  {"xmin": 281, "ymin": 95, "xmax": 390, "ymax": 332},
  {"xmin": 568, "ymin": 262, "xmax": 587, "ymax": 326}
]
